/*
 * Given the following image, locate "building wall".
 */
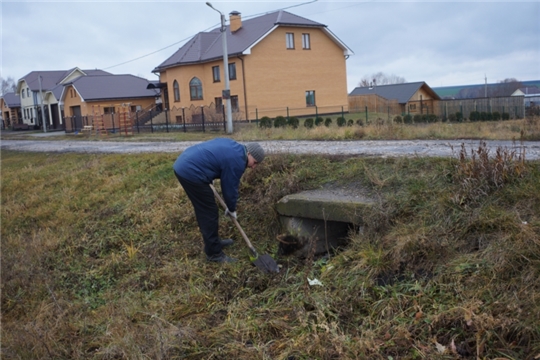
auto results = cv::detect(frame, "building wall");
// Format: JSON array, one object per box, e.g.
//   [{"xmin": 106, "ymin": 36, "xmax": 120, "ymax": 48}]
[
  {"xmin": 18, "ymin": 80, "xmax": 37, "ymax": 125},
  {"xmin": 244, "ymin": 26, "xmax": 348, "ymax": 113},
  {"xmin": 159, "ymin": 25, "xmax": 349, "ymax": 120}
]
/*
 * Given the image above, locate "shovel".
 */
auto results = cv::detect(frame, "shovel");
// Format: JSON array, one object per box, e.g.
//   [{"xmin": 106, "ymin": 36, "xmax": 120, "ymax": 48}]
[{"xmin": 210, "ymin": 184, "xmax": 279, "ymax": 274}]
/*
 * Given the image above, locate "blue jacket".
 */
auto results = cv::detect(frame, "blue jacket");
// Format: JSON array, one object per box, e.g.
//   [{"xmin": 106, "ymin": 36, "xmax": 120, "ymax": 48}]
[{"xmin": 173, "ymin": 138, "xmax": 247, "ymax": 212}]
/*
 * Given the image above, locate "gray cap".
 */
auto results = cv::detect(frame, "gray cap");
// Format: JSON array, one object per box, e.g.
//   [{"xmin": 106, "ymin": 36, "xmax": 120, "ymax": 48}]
[{"xmin": 245, "ymin": 142, "xmax": 265, "ymax": 163}]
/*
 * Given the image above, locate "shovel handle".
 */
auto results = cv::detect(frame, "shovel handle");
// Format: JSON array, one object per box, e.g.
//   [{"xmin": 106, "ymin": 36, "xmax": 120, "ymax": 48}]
[{"xmin": 209, "ymin": 184, "xmax": 259, "ymax": 257}]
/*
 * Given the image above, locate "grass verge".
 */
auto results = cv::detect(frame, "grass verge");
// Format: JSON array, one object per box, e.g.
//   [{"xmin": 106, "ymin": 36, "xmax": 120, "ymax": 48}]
[{"xmin": 1, "ymin": 148, "xmax": 539, "ymax": 359}]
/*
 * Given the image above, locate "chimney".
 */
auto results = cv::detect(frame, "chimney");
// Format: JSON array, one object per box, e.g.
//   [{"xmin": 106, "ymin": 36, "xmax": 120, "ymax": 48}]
[{"xmin": 229, "ymin": 11, "xmax": 242, "ymax": 33}]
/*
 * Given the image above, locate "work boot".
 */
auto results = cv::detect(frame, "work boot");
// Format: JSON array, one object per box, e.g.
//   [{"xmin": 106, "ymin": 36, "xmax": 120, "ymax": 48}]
[
  {"xmin": 220, "ymin": 238, "xmax": 234, "ymax": 247},
  {"xmin": 207, "ymin": 252, "xmax": 237, "ymax": 263}
]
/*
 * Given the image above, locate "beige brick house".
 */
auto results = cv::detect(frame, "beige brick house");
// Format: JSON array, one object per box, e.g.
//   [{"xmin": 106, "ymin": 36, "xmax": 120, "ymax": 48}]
[
  {"xmin": 61, "ymin": 74, "xmax": 159, "ymax": 132},
  {"xmin": 152, "ymin": 10, "xmax": 353, "ymax": 121}
]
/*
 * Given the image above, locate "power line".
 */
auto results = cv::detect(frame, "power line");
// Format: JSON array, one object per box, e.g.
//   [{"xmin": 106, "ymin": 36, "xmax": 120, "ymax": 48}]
[{"xmin": 102, "ymin": 0, "xmax": 318, "ymax": 71}]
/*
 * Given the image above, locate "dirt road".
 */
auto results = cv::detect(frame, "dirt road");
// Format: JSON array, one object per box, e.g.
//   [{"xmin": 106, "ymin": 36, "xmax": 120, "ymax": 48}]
[{"xmin": 2, "ymin": 139, "xmax": 539, "ymax": 159}]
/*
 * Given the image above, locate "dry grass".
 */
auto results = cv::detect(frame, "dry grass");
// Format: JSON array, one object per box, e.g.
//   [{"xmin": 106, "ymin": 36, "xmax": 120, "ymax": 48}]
[
  {"xmin": 2, "ymin": 116, "xmax": 538, "ymax": 142},
  {"xmin": 2, "ymin": 146, "xmax": 540, "ymax": 359}
]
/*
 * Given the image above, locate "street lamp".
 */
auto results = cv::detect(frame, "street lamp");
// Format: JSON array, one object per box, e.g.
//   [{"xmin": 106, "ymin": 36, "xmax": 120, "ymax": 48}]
[{"xmin": 206, "ymin": 2, "xmax": 233, "ymax": 134}]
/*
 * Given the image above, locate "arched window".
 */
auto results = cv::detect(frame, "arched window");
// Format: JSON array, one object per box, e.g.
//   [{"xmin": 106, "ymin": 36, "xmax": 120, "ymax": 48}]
[
  {"xmin": 173, "ymin": 80, "xmax": 180, "ymax": 102},
  {"xmin": 189, "ymin": 77, "xmax": 203, "ymax": 100}
]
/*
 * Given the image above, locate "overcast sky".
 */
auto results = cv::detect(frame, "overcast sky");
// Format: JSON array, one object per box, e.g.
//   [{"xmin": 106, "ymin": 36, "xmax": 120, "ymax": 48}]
[{"xmin": 2, "ymin": 0, "xmax": 539, "ymax": 92}]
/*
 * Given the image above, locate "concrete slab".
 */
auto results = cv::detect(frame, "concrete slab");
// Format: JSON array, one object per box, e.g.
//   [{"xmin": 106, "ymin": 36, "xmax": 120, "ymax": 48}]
[{"xmin": 276, "ymin": 184, "xmax": 375, "ymax": 224}]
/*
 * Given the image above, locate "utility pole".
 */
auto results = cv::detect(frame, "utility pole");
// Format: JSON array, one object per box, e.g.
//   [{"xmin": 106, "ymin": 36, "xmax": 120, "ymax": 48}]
[
  {"xmin": 38, "ymin": 74, "xmax": 47, "ymax": 133},
  {"xmin": 206, "ymin": 2, "xmax": 233, "ymax": 134},
  {"xmin": 485, "ymin": 74, "xmax": 487, "ymax": 98}
]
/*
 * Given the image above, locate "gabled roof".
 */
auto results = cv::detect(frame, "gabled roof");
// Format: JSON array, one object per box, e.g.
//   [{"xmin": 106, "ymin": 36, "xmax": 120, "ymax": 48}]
[
  {"xmin": 349, "ymin": 82, "xmax": 441, "ymax": 103},
  {"xmin": 66, "ymin": 74, "xmax": 159, "ymax": 101},
  {"xmin": 153, "ymin": 10, "xmax": 352, "ymax": 72},
  {"xmin": 512, "ymin": 87, "xmax": 540, "ymax": 96},
  {"xmin": 1, "ymin": 92, "xmax": 21, "ymax": 107},
  {"xmin": 18, "ymin": 69, "xmax": 111, "ymax": 92}
]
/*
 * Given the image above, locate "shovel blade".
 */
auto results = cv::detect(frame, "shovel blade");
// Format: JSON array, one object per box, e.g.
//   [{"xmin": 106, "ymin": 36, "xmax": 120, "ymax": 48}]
[{"xmin": 253, "ymin": 254, "xmax": 280, "ymax": 274}]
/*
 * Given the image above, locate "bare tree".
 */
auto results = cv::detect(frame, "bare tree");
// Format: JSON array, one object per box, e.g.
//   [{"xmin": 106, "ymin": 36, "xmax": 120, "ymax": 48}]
[
  {"xmin": 1, "ymin": 76, "xmax": 17, "ymax": 96},
  {"xmin": 491, "ymin": 78, "xmax": 523, "ymax": 97},
  {"xmin": 358, "ymin": 72, "xmax": 406, "ymax": 87}
]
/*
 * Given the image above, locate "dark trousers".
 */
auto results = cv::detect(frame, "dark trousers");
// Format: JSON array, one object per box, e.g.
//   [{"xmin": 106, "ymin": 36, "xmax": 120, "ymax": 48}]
[{"xmin": 174, "ymin": 171, "xmax": 222, "ymax": 257}]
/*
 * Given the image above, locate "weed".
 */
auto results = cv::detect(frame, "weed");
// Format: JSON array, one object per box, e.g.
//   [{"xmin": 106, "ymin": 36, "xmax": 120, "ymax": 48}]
[{"xmin": 452, "ymin": 141, "xmax": 527, "ymax": 207}]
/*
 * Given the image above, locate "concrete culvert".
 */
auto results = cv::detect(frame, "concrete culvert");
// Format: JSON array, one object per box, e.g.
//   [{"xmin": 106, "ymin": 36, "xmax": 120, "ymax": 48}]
[{"xmin": 275, "ymin": 182, "xmax": 376, "ymax": 258}]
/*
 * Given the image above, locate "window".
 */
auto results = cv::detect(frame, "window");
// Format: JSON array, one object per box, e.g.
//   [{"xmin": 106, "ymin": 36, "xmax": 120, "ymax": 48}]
[
  {"xmin": 215, "ymin": 97, "xmax": 223, "ymax": 113},
  {"xmin": 173, "ymin": 80, "xmax": 180, "ymax": 102},
  {"xmin": 228, "ymin": 63, "xmax": 237, "ymax": 80},
  {"xmin": 212, "ymin": 66, "xmax": 220, "ymax": 82},
  {"xmin": 103, "ymin": 107, "xmax": 115, "ymax": 114},
  {"xmin": 306, "ymin": 91, "xmax": 315, "ymax": 107},
  {"xmin": 286, "ymin": 33, "xmax": 295, "ymax": 49},
  {"xmin": 231, "ymin": 95, "xmax": 239, "ymax": 112},
  {"xmin": 27, "ymin": 88, "xmax": 30, "ymax": 97},
  {"xmin": 302, "ymin": 33, "xmax": 311, "ymax": 49},
  {"xmin": 22, "ymin": 90, "xmax": 25, "ymax": 99},
  {"xmin": 190, "ymin": 77, "xmax": 203, "ymax": 100}
]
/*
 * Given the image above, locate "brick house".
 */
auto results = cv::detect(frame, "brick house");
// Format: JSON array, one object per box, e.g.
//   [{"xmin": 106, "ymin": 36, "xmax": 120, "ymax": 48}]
[
  {"xmin": 61, "ymin": 74, "xmax": 159, "ymax": 132},
  {"xmin": 151, "ymin": 10, "xmax": 353, "ymax": 121},
  {"xmin": 1, "ymin": 92, "xmax": 22, "ymax": 129}
]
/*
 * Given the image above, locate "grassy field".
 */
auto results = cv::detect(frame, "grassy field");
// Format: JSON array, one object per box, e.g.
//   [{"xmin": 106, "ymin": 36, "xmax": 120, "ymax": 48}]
[{"xmin": 2, "ymin": 138, "xmax": 539, "ymax": 358}]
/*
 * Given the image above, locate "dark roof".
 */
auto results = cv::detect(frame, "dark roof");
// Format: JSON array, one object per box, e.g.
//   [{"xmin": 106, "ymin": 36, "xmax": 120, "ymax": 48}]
[
  {"xmin": 154, "ymin": 10, "xmax": 351, "ymax": 72},
  {"xmin": 349, "ymin": 82, "xmax": 441, "ymax": 103},
  {"xmin": 19, "ymin": 69, "xmax": 111, "ymax": 91},
  {"xmin": 69, "ymin": 75, "xmax": 159, "ymax": 101},
  {"xmin": 1, "ymin": 92, "xmax": 21, "ymax": 107}
]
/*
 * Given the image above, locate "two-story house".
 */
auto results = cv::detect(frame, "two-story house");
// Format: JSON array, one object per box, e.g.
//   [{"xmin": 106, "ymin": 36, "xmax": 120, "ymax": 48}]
[
  {"xmin": 151, "ymin": 10, "xmax": 353, "ymax": 122},
  {"xmin": 16, "ymin": 68, "xmax": 110, "ymax": 130}
]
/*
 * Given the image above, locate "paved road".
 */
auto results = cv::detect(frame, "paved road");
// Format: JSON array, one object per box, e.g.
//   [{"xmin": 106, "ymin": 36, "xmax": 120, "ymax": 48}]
[{"xmin": 2, "ymin": 139, "xmax": 540, "ymax": 159}]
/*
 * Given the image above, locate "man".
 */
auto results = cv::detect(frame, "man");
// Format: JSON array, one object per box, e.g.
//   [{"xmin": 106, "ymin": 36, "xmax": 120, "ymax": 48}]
[{"xmin": 173, "ymin": 138, "xmax": 265, "ymax": 263}]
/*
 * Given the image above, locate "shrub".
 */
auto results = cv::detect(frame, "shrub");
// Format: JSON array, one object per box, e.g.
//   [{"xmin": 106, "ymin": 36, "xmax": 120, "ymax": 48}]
[
  {"xmin": 480, "ymin": 112, "xmax": 488, "ymax": 121},
  {"xmin": 492, "ymin": 111, "xmax": 501, "ymax": 120},
  {"xmin": 259, "ymin": 116, "xmax": 272, "ymax": 128},
  {"xmin": 274, "ymin": 116, "xmax": 287, "ymax": 128},
  {"xmin": 428, "ymin": 114, "xmax": 438, "ymax": 123},
  {"xmin": 502, "ymin": 112, "xmax": 510, "ymax": 120},
  {"xmin": 288, "ymin": 117, "xmax": 299, "ymax": 129},
  {"xmin": 413, "ymin": 114, "xmax": 423, "ymax": 123},
  {"xmin": 448, "ymin": 113, "xmax": 457, "ymax": 122},
  {"xmin": 469, "ymin": 111, "xmax": 480, "ymax": 122},
  {"xmin": 403, "ymin": 114, "xmax": 413, "ymax": 124},
  {"xmin": 347, "ymin": 119, "xmax": 354, "ymax": 126},
  {"xmin": 315, "ymin": 117, "xmax": 324, "ymax": 126},
  {"xmin": 336, "ymin": 117, "xmax": 346, "ymax": 127},
  {"xmin": 393, "ymin": 115, "xmax": 403, "ymax": 124},
  {"xmin": 456, "ymin": 112, "xmax": 464, "ymax": 122},
  {"xmin": 304, "ymin": 118, "xmax": 314, "ymax": 129},
  {"xmin": 356, "ymin": 119, "xmax": 364, "ymax": 126},
  {"xmin": 324, "ymin": 118, "xmax": 332, "ymax": 127}
]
